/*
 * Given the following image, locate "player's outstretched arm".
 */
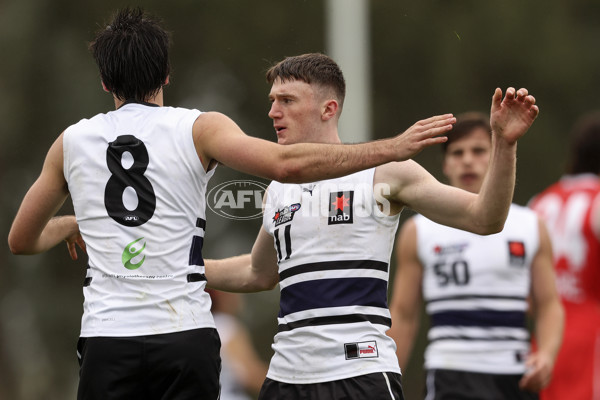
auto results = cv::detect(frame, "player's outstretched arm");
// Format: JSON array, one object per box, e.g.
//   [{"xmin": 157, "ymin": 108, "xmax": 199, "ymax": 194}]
[
  {"xmin": 387, "ymin": 218, "xmax": 424, "ymax": 370},
  {"xmin": 205, "ymin": 226, "xmax": 279, "ymax": 293},
  {"xmin": 375, "ymin": 88, "xmax": 539, "ymax": 234},
  {"xmin": 472, "ymin": 87, "xmax": 540, "ymax": 231},
  {"xmin": 8, "ymin": 134, "xmax": 85, "ymax": 258},
  {"xmin": 193, "ymin": 112, "xmax": 455, "ymax": 183},
  {"xmin": 519, "ymin": 218, "xmax": 564, "ymax": 392}
]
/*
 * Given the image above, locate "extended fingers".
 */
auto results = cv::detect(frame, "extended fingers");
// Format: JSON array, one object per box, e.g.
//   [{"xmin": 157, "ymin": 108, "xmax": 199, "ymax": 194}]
[
  {"xmin": 77, "ymin": 236, "xmax": 87, "ymax": 252},
  {"xmin": 524, "ymin": 94, "xmax": 536, "ymax": 107},
  {"xmin": 68, "ymin": 242, "xmax": 78, "ymax": 260},
  {"xmin": 420, "ymin": 115, "xmax": 456, "ymax": 131},
  {"xmin": 529, "ymin": 104, "xmax": 540, "ymax": 119},
  {"xmin": 417, "ymin": 113, "xmax": 455, "ymax": 127},
  {"xmin": 516, "ymin": 88, "xmax": 529, "ymax": 101},
  {"xmin": 502, "ymin": 87, "xmax": 516, "ymax": 105},
  {"xmin": 491, "ymin": 88, "xmax": 502, "ymax": 111}
]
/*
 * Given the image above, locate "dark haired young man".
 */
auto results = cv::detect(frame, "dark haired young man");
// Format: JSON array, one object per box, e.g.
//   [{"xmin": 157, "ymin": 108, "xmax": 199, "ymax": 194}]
[
  {"xmin": 205, "ymin": 54, "xmax": 541, "ymax": 400},
  {"xmin": 7, "ymin": 9, "xmax": 457, "ymax": 400},
  {"xmin": 529, "ymin": 112, "xmax": 600, "ymax": 400},
  {"xmin": 388, "ymin": 113, "xmax": 564, "ymax": 400}
]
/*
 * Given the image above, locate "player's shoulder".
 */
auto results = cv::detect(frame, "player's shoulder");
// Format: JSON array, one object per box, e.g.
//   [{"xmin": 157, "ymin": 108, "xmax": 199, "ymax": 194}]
[
  {"xmin": 163, "ymin": 105, "xmax": 201, "ymax": 115},
  {"xmin": 374, "ymin": 160, "xmax": 423, "ymax": 181},
  {"xmin": 63, "ymin": 111, "xmax": 108, "ymax": 139}
]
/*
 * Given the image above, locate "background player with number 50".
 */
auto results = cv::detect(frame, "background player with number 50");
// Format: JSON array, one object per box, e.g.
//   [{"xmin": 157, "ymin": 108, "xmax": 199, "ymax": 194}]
[{"xmin": 388, "ymin": 113, "xmax": 564, "ymax": 400}]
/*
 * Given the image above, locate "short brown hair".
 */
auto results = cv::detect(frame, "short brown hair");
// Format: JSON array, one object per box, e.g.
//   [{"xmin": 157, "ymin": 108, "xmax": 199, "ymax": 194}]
[
  {"xmin": 443, "ymin": 112, "xmax": 491, "ymax": 153},
  {"xmin": 266, "ymin": 53, "xmax": 346, "ymax": 108}
]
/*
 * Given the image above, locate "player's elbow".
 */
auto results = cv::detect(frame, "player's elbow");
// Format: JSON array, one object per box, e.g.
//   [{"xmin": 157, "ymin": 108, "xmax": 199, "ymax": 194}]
[
  {"xmin": 468, "ymin": 212, "xmax": 506, "ymax": 235},
  {"xmin": 8, "ymin": 233, "xmax": 30, "ymax": 255},
  {"xmin": 252, "ymin": 273, "xmax": 279, "ymax": 291},
  {"xmin": 474, "ymin": 220, "xmax": 505, "ymax": 235},
  {"xmin": 269, "ymin": 146, "xmax": 313, "ymax": 183},
  {"xmin": 271, "ymin": 161, "xmax": 303, "ymax": 184}
]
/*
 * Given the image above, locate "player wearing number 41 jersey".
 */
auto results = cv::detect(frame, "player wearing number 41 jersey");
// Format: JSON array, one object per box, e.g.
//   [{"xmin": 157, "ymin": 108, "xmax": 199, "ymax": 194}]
[
  {"xmin": 388, "ymin": 113, "xmax": 564, "ymax": 400},
  {"xmin": 529, "ymin": 112, "xmax": 600, "ymax": 400},
  {"xmin": 7, "ymin": 8, "xmax": 462, "ymax": 400},
  {"xmin": 205, "ymin": 54, "xmax": 541, "ymax": 400}
]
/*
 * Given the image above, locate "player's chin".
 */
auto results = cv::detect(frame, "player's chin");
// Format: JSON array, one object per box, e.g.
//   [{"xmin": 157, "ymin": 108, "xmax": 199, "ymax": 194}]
[{"xmin": 276, "ymin": 136, "xmax": 293, "ymax": 145}]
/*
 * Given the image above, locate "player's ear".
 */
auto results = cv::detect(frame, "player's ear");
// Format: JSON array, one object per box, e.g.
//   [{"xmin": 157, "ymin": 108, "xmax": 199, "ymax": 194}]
[
  {"xmin": 164, "ymin": 75, "xmax": 170, "ymax": 86},
  {"xmin": 321, "ymin": 99, "xmax": 339, "ymax": 121},
  {"xmin": 101, "ymin": 80, "xmax": 110, "ymax": 93}
]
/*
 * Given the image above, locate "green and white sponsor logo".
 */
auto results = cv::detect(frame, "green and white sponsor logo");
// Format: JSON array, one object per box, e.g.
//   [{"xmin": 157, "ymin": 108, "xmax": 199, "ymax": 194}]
[{"xmin": 122, "ymin": 237, "xmax": 146, "ymax": 270}]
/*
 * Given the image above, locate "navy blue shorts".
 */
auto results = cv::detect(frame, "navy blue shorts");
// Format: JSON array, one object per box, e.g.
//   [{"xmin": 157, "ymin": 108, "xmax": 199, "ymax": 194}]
[
  {"xmin": 424, "ymin": 369, "xmax": 539, "ymax": 400},
  {"xmin": 258, "ymin": 372, "xmax": 404, "ymax": 400},
  {"xmin": 76, "ymin": 328, "xmax": 221, "ymax": 400}
]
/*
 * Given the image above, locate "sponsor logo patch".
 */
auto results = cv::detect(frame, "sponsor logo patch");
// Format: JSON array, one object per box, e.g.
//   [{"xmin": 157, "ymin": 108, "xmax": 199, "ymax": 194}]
[
  {"xmin": 328, "ymin": 191, "xmax": 354, "ymax": 225},
  {"xmin": 433, "ymin": 243, "xmax": 468, "ymax": 256},
  {"xmin": 508, "ymin": 240, "xmax": 526, "ymax": 266},
  {"xmin": 273, "ymin": 203, "xmax": 301, "ymax": 227},
  {"xmin": 122, "ymin": 237, "xmax": 146, "ymax": 270},
  {"xmin": 344, "ymin": 341, "xmax": 379, "ymax": 360}
]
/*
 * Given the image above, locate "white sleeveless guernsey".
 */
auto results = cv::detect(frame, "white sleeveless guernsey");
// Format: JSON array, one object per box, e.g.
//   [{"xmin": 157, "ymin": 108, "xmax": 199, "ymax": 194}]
[
  {"xmin": 414, "ymin": 204, "xmax": 539, "ymax": 374},
  {"xmin": 63, "ymin": 102, "xmax": 215, "ymax": 337},
  {"xmin": 263, "ymin": 168, "xmax": 401, "ymax": 384}
]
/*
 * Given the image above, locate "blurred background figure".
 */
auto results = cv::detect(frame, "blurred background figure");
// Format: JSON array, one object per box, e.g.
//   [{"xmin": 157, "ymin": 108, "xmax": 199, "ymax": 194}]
[
  {"xmin": 389, "ymin": 112, "xmax": 564, "ymax": 400},
  {"xmin": 529, "ymin": 112, "xmax": 600, "ymax": 400},
  {"xmin": 207, "ymin": 289, "xmax": 269, "ymax": 400}
]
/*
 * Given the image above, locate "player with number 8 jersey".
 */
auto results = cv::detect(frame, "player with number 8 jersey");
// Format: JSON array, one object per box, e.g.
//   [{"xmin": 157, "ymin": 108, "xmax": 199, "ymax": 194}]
[{"xmin": 64, "ymin": 102, "xmax": 214, "ymax": 336}]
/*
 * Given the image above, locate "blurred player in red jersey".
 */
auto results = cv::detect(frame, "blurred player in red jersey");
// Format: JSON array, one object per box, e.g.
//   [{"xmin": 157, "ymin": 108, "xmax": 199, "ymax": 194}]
[{"xmin": 530, "ymin": 112, "xmax": 600, "ymax": 400}]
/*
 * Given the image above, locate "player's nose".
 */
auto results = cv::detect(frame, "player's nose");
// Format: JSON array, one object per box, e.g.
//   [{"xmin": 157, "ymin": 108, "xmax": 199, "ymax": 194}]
[{"xmin": 268, "ymin": 102, "xmax": 282, "ymax": 119}]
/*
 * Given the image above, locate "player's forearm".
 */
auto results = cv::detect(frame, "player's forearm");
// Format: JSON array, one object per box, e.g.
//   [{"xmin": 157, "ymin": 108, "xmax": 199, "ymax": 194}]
[
  {"xmin": 205, "ymin": 254, "xmax": 276, "ymax": 293},
  {"xmin": 9, "ymin": 215, "xmax": 78, "ymax": 255},
  {"xmin": 472, "ymin": 137, "xmax": 517, "ymax": 234},
  {"xmin": 277, "ymin": 140, "xmax": 396, "ymax": 184},
  {"xmin": 205, "ymin": 255, "xmax": 253, "ymax": 292},
  {"xmin": 534, "ymin": 299, "xmax": 565, "ymax": 366},
  {"xmin": 388, "ymin": 310, "xmax": 420, "ymax": 370}
]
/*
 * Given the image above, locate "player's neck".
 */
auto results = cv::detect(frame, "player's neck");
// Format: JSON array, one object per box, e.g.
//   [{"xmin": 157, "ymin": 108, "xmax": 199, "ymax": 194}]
[
  {"xmin": 112, "ymin": 90, "xmax": 164, "ymax": 109},
  {"xmin": 322, "ymin": 126, "xmax": 342, "ymax": 144}
]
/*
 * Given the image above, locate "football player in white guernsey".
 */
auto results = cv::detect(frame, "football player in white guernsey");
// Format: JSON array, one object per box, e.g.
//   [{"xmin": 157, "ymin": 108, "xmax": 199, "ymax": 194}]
[
  {"xmin": 204, "ymin": 53, "xmax": 541, "ymax": 400},
  {"xmin": 388, "ymin": 113, "xmax": 564, "ymax": 399},
  {"xmin": 6, "ymin": 9, "xmax": 460, "ymax": 400}
]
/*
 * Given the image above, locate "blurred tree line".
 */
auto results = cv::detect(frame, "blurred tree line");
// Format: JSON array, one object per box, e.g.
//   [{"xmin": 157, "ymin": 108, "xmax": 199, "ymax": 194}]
[{"xmin": 1, "ymin": 0, "xmax": 599, "ymax": 398}]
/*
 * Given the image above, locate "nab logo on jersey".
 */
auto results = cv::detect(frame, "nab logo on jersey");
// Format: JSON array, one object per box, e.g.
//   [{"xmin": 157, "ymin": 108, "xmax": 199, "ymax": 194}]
[
  {"xmin": 508, "ymin": 240, "xmax": 526, "ymax": 266},
  {"xmin": 329, "ymin": 191, "xmax": 354, "ymax": 225}
]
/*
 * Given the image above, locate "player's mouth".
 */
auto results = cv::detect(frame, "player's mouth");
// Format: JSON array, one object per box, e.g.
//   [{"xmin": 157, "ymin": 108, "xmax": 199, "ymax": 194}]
[
  {"xmin": 274, "ymin": 125, "xmax": 287, "ymax": 135},
  {"xmin": 460, "ymin": 173, "xmax": 479, "ymax": 184}
]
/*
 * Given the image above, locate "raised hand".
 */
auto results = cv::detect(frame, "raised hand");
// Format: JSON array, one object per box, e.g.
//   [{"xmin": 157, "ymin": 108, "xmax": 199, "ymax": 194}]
[
  {"xmin": 394, "ymin": 114, "xmax": 456, "ymax": 161},
  {"xmin": 490, "ymin": 87, "xmax": 539, "ymax": 144}
]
